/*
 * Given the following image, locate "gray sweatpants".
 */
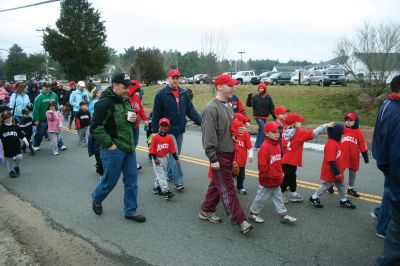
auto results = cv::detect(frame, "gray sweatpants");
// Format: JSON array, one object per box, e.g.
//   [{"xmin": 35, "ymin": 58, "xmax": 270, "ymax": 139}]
[
  {"xmin": 347, "ymin": 169, "xmax": 357, "ymax": 188},
  {"xmin": 315, "ymin": 181, "xmax": 347, "ymax": 200},
  {"xmin": 78, "ymin": 127, "xmax": 89, "ymax": 145},
  {"xmin": 49, "ymin": 132, "xmax": 60, "ymax": 153},
  {"xmin": 250, "ymin": 186, "xmax": 287, "ymax": 215},
  {"xmin": 5, "ymin": 154, "xmax": 22, "ymax": 172},
  {"xmin": 152, "ymin": 156, "xmax": 170, "ymax": 192}
]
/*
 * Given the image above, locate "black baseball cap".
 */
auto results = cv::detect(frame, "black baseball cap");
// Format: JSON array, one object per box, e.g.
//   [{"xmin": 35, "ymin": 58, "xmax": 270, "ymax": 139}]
[{"xmin": 112, "ymin": 73, "xmax": 135, "ymax": 87}]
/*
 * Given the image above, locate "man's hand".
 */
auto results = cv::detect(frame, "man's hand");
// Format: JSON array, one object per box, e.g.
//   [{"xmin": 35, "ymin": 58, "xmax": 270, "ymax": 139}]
[
  {"xmin": 144, "ymin": 120, "xmax": 149, "ymax": 127},
  {"xmin": 108, "ymin": 144, "xmax": 117, "ymax": 151},
  {"xmin": 210, "ymin": 161, "xmax": 220, "ymax": 170},
  {"xmin": 155, "ymin": 159, "xmax": 160, "ymax": 165},
  {"xmin": 128, "ymin": 112, "xmax": 137, "ymax": 123},
  {"xmin": 248, "ymin": 157, "xmax": 253, "ymax": 163},
  {"xmin": 237, "ymin": 126, "xmax": 245, "ymax": 136}
]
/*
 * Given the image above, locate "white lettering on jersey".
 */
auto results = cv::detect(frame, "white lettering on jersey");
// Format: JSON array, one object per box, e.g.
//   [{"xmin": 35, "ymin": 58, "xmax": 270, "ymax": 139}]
[
  {"xmin": 3, "ymin": 131, "xmax": 17, "ymax": 138},
  {"xmin": 341, "ymin": 136, "xmax": 358, "ymax": 145},
  {"xmin": 270, "ymin": 154, "xmax": 281, "ymax": 164},
  {"xmin": 157, "ymin": 143, "xmax": 169, "ymax": 152},
  {"xmin": 80, "ymin": 115, "xmax": 89, "ymax": 119},
  {"xmin": 238, "ymin": 140, "xmax": 244, "ymax": 148}
]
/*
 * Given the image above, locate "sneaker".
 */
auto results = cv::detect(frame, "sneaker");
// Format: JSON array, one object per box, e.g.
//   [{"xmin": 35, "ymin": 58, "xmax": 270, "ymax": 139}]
[
  {"xmin": 376, "ymin": 232, "xmax": 385, "ymax": 239},
  {"xmin": 14, "ymin": 167, "xmax": 20, "ymax": 176},
  {"xmin": 162, "ymin": 191, "xmax": 175, "ymax": 200},
  {"xmin": 370, "ymin": 211, "xmax": 379, "ymax": 221},
  {"xmin": 347, "ymin": 189, "xmax": 360, "ymax": 197},
  {"xmin": 328, "ymin": 186, "xmax": 335, "ymax": 194},
  {"xmin": 152, "ymin": 186, "xmax": 162, "ymax": 195},
  {"xmin": 340, "ymin": 200, "xmax": 356, "ymax": 209},
  {"xmin": 92, "ymin": 202, "xmax": 102, "ymax": 215},
  {"xmin": 60, "ymin": 145, "xmax": 67, "ymax": 150},
  {"xmin": 53, "ymin": 151, "xmax": 59, "ymax": 155},
  {"xmin": 137, "ymin": 163, "xmax": 142, "ymax": 170},
  {"xmin": 175, "ymin": 184, "xmax": 185, "ymax": 192},
  {"xmin": 239, "ymin": 221, "xmax": 254, "ymax": 234},
  {"xmin": 33, "ymin": 146, "xmax": 40, "ymax": 151},
  {"xmin": 9, "ymin": 171, "xmax": 17, "ymax": 178},
  {"xmin": 289, "ymin": 194, "xmax": 304, "ymax": 202},
  {"xmin": 237, "ymin": 188, "xmax": 247, "ymax": 195},
  {"xmin": 124, "ymin": 213, "xmax": 146, "ymax": 223},
  {"xmin": 249, "ymin": 213, "xmax": 264, "ymax": 223},
  {"xmin": 309, "ymin": 196, "xmax": 324, "ymax": 208},
  {"xmin": 280, "ymin": 214, "xmax": 297, "ymax": 224},
  {"xmin": 167, "ymin": 176, "xmax": 173, "ymax": 183},
  {"xmin": 199, "ymin": 210, "xmax": 222, "ymax": 223}
]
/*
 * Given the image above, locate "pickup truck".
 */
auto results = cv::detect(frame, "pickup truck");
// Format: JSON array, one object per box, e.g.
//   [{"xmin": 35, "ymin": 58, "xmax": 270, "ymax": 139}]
[{"xmin": 232, "ymin": 71, "xmax": 260, "ymax": 85}]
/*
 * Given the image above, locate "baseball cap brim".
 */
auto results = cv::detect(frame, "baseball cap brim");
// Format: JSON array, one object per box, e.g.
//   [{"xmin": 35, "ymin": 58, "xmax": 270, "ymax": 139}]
[
  {"xmin": 298, "ymin": 117, "xmax": 305, "ymax": 122},
  {"xmin": 226, "ymin": 79, "xmax": 240, "ymax": 86},
  {"xmin": 120, "ymin": 80, "xmax": 135, "ymax": 87}
]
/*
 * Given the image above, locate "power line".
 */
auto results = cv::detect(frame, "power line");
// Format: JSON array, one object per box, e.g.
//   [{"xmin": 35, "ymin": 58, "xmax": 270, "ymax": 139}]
[{"xmin": 0, "ymin": 0, "xmax": 60, "ymax": 13}]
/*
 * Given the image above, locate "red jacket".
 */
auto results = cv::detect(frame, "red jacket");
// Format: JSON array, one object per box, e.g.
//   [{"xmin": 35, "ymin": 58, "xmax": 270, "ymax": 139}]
[
  {"xmin": 149, "ymin": 133, "xmax": 176, "ymax": 157},
  {"xmin": 258, "ymin": 138, "xmax": 283, "ymax": 187},
  {"xmin": 340, "ymin": 127, "xmax": 367, "ymax": 171},
  {"xmin": 127, "ymin": 85, "xmax": 147, "ymax": 128},
  {"xmin": 230, "ymin": 119, "xmax": 253, "ymax": 167},
  {"xmin": 320, "ymin": 139, "xmax": 344, "ymax": 182},
  {"xmin": 282, "ymin": 129, "xmax": 313, "ymax": 167}
]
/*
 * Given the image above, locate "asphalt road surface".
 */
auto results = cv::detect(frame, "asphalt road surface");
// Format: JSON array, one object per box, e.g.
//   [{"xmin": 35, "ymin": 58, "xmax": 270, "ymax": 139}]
[{"xmin": 0, "ymin": 126, "xmax": 385, "ymax": 266}]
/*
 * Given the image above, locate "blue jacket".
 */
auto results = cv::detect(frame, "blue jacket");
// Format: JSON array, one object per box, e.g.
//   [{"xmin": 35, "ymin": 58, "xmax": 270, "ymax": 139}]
[
  {"xmin": 69, "ymin": 89, "xmax": 90, "ymax": 112},
  {"xmin": 8, "ymin": 93, "xmax": 30, "ymax": 117},
  {"xmin": 372, "ymin": 95, "xmax": 400, "ymax": 203},
  {"xmin": 88, "ymin": 98, "xmax": 99, "ymax": 115},
  {"xmin": 152, "ymin": 86, "xmax": 201, "ymax": 136}
]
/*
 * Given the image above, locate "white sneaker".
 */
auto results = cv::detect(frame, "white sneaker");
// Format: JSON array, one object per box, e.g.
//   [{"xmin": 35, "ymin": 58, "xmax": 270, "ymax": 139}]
[
  {"xmin": 33, "ymin": 146, "xmax": 40, "ymax": 151},
  {"xmin": 53, "ymin": 151, "xmax": 59, "ymax": 155},
  {"xmin": 376, "ymin": 232, "xmax": 385, "ymax": 239},
  {"xmin": 239, "ymin": 221, "xmax": 254, "ymax": 234},
  {"xmin": 289, "ymin": 194, "xmax": 304, "ymax": 202},
  {"xmin": 249, "ymin": 213, "xmax": 264, "ymax": 223},
  {"xmin": 237, "ymin": 188, "xmax": 247, "ymax": 195},
  {"xmin": 280, "ymin": 214, "xmax": 297, "ymax": 223},
  {"xmin": 60, "ymin": 145, "xmax": 67, "ymax": 150},
  {"xmin": 199, "ymin": 210, "xmax": 222, "ymax": 223},
  {"xmin": 370, "ymin": 211, "xmax": 378, "ymax": 221}
]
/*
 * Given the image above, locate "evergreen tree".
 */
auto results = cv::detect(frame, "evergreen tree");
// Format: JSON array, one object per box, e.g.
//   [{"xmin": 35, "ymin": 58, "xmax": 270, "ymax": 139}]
[{"xmin": 4, "ymin": 44, "xmax": 28, "ymax": 81}]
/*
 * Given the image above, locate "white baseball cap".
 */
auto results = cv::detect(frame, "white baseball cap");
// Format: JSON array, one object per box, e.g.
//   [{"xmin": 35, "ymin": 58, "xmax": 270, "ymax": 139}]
[{"xmin": 77, "ymin": 81, "xmax": 86, "ymax": 87}]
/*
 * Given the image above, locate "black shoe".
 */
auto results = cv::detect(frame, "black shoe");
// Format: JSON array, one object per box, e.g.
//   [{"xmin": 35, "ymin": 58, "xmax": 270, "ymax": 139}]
[
  {"xmin": 328, "ymin": 186, "xmax": 334, "ymax": 194},
  {"xmin": 152, "ymin": 186, "xmax": 162, "ymax": 195},
  {"xmin": 347, "ymin": 189, "xmax": 360, "ymax": 197},
  {"xmin": 22, "ymin": 149, "xmax": 26, "ymax": 153},
  {"xmin": 9, "ymin": 171, "xmax": 17, "ymax": 178},
  {"xmin": 340, "ymin": 200, "xmax": 356, "ymax": 209},
  {"xmin": 137, "ymin": 164, "xmax": 142, "ymax": 170},
  {"xmin": 175, "ymin": 184, "xmax": 185, "ymax": 192},
  {"xmin": 29, "ymin": 150, "xmax": 35, "ymax": 156},
  {"xmin": 124, "ymin": 213, "xmax": 146, "ymax": 223},
  {"xmin": 92, "ymin": 202, "xmax": 102, "ymax": 215},
  {"xmin": 162, "ymin": 191, "xmax": 175, "ymax": 200},
  {"xmin": 14, "ymin": 167, "xmax": 20, "ymax": 176},
  {"xmin": 309, "ymin": 196, "xmax": 324, "ymax": 208}
]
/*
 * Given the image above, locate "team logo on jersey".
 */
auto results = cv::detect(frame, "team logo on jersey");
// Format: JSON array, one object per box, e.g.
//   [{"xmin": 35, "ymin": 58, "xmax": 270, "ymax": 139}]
[
  {"xmin": 3, "ymin": 131, "xmax": 17, "ymax": 137},
  {"xmin": 270, "ymin": 154, "xmax": 281, "ymax": 164},
  {"xmin": 341, "ymin": 136, "xmax": 358, "ymax": 144},
  {"xmin": 157, "ymin": 143, "xmax": 169, "ymax": 151}
]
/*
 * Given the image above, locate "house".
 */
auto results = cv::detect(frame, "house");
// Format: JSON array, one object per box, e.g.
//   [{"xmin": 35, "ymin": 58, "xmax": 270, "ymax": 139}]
[
  {"xmin": 272, "ymin": 65, "xmax": 301, "ymax": 73},
  {"xmin": 353, "ymin": 53, "xmax": 400, "ymax": 83}
]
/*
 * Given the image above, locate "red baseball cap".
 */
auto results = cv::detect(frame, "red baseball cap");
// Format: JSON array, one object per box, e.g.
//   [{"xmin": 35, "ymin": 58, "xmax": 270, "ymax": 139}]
[
  {"xmin": 168, "ymin": 69, "xmax": 180, "ymax": 78},
  {"xmin": 69, "ymin": 81, "xmax": 76, "ymax": 87},
  {"xmin": 264, "ymin": 121, "xmax": 279, "ymax": 132},
  {"xmin": 214, "ymin": 74, "xmax": 239, "ymax": 87},
  {"xmin": 285, "ymin": 113, "xmax": 305, "ymax": 125},
  {"xmin": 158, "ymin": 118, "xmax": 170, "ymax": 126},
  {"xmin": 345, "ymin": 112, "xmax": 357, "ymax": 121},
  {"xmin": 233, "ymin": 113, "xmax": 248, "ymax": 123},
  {"xmin": 274, "ymin": 106, "xmax": 289, "ymax": 116}
]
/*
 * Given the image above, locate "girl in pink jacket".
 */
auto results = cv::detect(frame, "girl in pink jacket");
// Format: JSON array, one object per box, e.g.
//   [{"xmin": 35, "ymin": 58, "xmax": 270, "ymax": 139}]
[{"xmin": 46, "ymin": 102, "xmax": 63, "ymax": 155}]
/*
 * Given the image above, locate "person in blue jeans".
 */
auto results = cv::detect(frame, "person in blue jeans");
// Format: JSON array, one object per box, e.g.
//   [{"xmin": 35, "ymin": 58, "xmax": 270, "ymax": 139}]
[
  {"xmin": 152, "ymin": 69, "xmax": 202, "ymax": 192},
  {"xmin": 373, "ymin": 75, "xmax": 400, "ymax": 265},
  {"xmin": 246, "ymin": 82, "xmax": 275, "ymax": 149},
  {"xmin": 371, "ymin": 178, "xmax": 391, "ymax": 238},
  {"xmin": 91, "ymin": 73, "xmax": 145, "ymax": 223}
]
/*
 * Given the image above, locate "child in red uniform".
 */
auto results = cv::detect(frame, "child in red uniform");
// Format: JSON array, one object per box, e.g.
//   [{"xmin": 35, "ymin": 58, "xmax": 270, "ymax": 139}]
[
  {"xmin": 231, "ymin": 113, "xmax": 253, "ymax": 195},
  {"xmin": 281, "ymin": 113, "xmax": 334, "ymax": 203},
  {"xmin": 149, "ymin": 118, "xmax": 179, "ymax": 200},
  {"xmin": 340, "ymin": 112, "xmax": 369, "ymax": 197},
  {"xmin": 274, "ymin": 106, "xmax": 289, "ymax": 154},
  {"xmin": 309, "ymin": 123, "xmax": 356, "ymax": 209},
  {"xmin": 248, "ymin": 122, "xmax": 297, "ymax": 224}
]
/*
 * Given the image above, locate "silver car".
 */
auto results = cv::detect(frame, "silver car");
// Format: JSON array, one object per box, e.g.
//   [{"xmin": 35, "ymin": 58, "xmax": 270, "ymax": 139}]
[{"xmin": 307, "ymin": 70, "xmax": 324, "ymax": 86}]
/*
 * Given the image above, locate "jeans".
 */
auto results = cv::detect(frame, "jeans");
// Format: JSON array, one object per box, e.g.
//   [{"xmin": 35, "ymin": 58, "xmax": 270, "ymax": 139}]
[
  {"xmin": 92, "ymin": 148, "xmax": 138, "ymax": 216},
  {"xmin": 168, "ymin": 134, "xmax": 184, "ymax": 185},
  {"xmin": 34, "ymin": 121, "xmax": 64, "ymax": 148},
  {"xmin": 376, "ymin": 182, "xmax": 391, "ymax": 236},
  {"xmin": 254, "ymin": 118, "xmax": 266, "ymax": 148},
  {"xmin": 132, "ymin": 127, "xmax": 139, "ymax": 147},
  {"xmin": 375, "ymin": 201, "xmax": 400, "ymax": 266}
]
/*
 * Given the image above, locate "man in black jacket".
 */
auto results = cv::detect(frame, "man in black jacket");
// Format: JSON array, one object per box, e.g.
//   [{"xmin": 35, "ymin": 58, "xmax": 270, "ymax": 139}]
[{"xmin": 246, "ymin": 82, "xmax": 275, "ymax": 148}]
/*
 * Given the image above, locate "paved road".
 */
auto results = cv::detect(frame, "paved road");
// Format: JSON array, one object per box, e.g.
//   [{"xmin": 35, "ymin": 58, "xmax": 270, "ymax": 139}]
[{"xmin": 0, "ymin": 126, "xmax": 384, "ymax": 266}]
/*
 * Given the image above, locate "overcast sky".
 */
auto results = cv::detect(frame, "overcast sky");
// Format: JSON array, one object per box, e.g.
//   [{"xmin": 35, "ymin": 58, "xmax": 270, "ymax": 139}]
[{"xmin": 0, "ymin": 0, "xmax": 399, "ymax": 63}]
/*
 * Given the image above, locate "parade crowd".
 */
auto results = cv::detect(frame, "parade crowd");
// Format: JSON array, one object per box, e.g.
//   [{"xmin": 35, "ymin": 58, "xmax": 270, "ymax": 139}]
[{"xmin": 0, "ymin": 71, "xmax": 399, "ymax": 265}]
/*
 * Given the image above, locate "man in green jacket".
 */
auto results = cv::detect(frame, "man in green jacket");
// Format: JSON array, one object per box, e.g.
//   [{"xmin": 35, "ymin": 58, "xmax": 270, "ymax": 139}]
[
  {"xmin": 91, "ymin": 73, "xmax": 146, "ymax": 223},
  {"xmin": 33, "ymin": 83, "xmax": 66, "ymax": 151}
]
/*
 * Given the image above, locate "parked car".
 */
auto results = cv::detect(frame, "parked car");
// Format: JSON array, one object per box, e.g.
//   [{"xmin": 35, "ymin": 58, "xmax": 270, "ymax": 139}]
[
  {"xmin": 232, "ymin": 71, "xmax": 260, "ymax": 85},
  {"xmin": 186, "ymin": 77, "xmax": 194, "ymax": 84},
  {"xmin": 179, "ymin": 77, "xmax": 187, "ymax": 84},
  {"xmin": 307, "ymin": 70, "xmax": 325, "ymax": 86},
  {"xmin": 195, "ymin": 74, "xmax": 211, "ymax": 84},
  {"xmin": 264, "ymin": 72, "xmax": 292, "ymax": 85},
  {"xmin": 323, "ymin": 68, "xmax": 348, "ymax": 86}
]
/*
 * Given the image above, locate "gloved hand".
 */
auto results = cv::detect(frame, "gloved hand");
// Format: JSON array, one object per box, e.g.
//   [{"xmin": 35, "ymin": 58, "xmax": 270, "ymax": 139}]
[{"xmin": 362, "ymin": 151, "xmax": 369, "ymax": 164}]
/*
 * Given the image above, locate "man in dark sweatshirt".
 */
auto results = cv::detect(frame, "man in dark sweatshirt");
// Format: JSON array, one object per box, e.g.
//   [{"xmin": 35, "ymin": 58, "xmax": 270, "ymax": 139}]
[{"xmin": 199, "ymin": 74, "xmax": 253, "ymax": 234}]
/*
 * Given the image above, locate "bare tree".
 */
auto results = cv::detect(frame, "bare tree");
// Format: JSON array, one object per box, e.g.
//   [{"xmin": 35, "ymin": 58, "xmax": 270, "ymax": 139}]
[{"xmin": 335, "ymin": 22, "xmax": 400, "ymax": 98}]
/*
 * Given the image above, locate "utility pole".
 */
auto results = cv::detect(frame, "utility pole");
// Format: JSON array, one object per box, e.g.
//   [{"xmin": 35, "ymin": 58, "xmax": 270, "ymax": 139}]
[
  {"xmin": 36, "ymin": 28, "xmax": 49, "ymax": 77},
  {"xmin": 238, "ymin": 51, "xmax": 245, "ymax": 70}
]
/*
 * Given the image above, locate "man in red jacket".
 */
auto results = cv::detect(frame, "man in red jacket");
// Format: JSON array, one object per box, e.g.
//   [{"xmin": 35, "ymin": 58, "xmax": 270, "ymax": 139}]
[{"xmin": 248, "ymin": 122, "xmax": 297, "ymax": 224}]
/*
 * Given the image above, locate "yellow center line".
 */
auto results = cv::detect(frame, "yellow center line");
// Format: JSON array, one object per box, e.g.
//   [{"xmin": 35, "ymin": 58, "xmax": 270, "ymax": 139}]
[{"xmin": 62, "ymin": 127, "xmax": 382, "ymax": 204}]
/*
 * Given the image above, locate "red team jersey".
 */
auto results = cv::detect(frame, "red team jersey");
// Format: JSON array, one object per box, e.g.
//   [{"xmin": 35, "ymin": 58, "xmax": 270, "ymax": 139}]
[
  {"xmin": 149, "ymin": 133, "xmax": 177, "ymax": 157},
  {"xmin": 258, "ymin": 138, "xmax": 283, "ymax": 188},
  {"xmin": 233, "ymin": 131, "xmax": 253, "ymax": 167},
  {"xmin": 282, "ymin": 129, "xmax": 313, "ymax": 167},
  {"xmin": 340, "ymin": 127, "xmax": 368, "ymax": 171},
  {"xmin": 320, "ymin": 139, "xmax": 344, "ymax": 182}
]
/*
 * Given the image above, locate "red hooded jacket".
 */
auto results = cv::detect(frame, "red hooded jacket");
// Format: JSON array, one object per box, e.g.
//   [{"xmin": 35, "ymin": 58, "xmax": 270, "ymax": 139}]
[
  {"xmin": 258, "ymin": 138, "xmax": 283, "ymax": 187},
  {"xmin": 127, "ymin": 81, "xmax": 147, "ymax": 128}
]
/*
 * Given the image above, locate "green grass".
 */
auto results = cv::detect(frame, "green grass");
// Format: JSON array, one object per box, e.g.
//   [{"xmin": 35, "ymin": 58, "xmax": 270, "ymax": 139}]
[{"xmin": 141, "ymin": 84, "xmax": 379, "ymax": 127}]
